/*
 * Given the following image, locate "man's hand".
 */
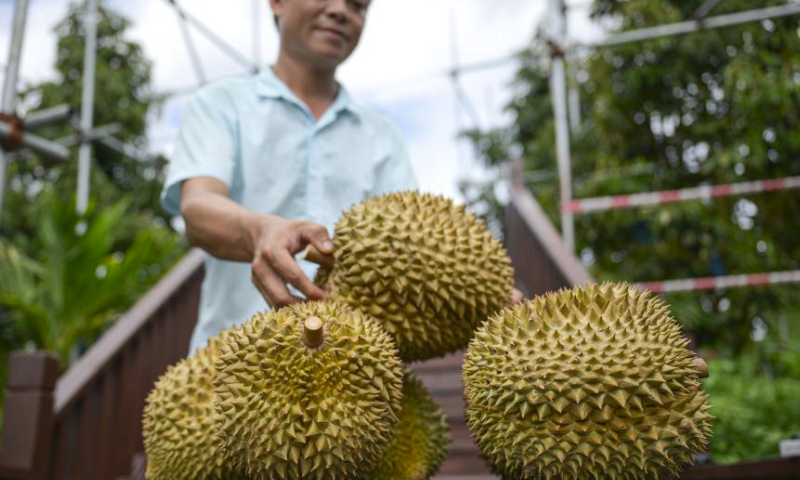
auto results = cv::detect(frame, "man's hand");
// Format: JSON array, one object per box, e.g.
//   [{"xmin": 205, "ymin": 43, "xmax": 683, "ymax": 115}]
[
  {"xmin": 511, "ymin": 287, "xmax": 524, "ymax": 305},
  {"xmin": 692, "ymin": 357, "xmax": 709, "ymax": 379},
  {"xmin": 250, "ymin": 217, "xmax": 334, "ymax": 309}
]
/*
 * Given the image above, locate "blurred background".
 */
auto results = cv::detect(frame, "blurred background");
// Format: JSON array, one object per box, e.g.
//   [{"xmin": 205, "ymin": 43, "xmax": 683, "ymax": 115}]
[{"xmin": 0, "ymin": 0, "xmax": 799, "ymax": 468}]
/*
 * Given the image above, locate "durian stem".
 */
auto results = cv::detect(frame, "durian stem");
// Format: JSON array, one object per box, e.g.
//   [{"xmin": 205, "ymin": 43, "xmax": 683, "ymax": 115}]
[
  {"xmin": 303, "ymin": 245, "xmax": 335, "ymax": 269},
  {"xmin": 302, "ymin": 316, "xmax": 325, "ymax": 349}
]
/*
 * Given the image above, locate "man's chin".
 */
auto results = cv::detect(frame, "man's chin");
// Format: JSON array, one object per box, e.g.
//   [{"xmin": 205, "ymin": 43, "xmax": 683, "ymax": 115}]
[{"xmin": 311, "ymin": 49, "xmax": 351, "ymax": 70}]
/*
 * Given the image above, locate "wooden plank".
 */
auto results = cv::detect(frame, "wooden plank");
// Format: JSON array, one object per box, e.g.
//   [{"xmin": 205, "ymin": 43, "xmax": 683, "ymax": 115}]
[
  {"xmin": 182, "ymin": 277, "xmax": 202, "ymax": 350},
  {"xmin": 408, "ymin": 352, "xmax": 464, "ymax": 372},
  {"xmin": 50, "ymin": 414, "xmax": 73, "ymax": 480},
  {"xmin": 5, "ymin": 352, "xmax": 59, "ymax": 390},
  {"xmin": 92, "ymin": 368, "xmax": 118, "ymax": 480},
  {"xmin": 0, "ymin": 353, "xmax": 58, "ymax": 480},
  {"xmin": 416, "ymin": 370, "xmax": 464, "ymax": 395},
  {"xmin": 433, "ymin": 476, "xmax": 498, "ymax": 480},
  {"xmin": 507, "ymin": 161, "xmax": 593, "ymax": 294},
  {"xmin": 128, "ymin": 333, "xmax": 148, "ymax": 463},
  {"xmin": 111, "ymin": 344, "xmax": 132, "ymax": 478},
  {"xmin": 438, "ymin": 451, "xmax": 493, "ymax": 476},
  {"xmin": 680, "ymin": 455, "xmax": 800, "ymax": 479},
  {"xmin": 73, "ymin": 395, "xmax": 95, "ymax": 480},
  {"xmin": 431, "ymin": 391, "xmax": 466, "ymax": 421}
]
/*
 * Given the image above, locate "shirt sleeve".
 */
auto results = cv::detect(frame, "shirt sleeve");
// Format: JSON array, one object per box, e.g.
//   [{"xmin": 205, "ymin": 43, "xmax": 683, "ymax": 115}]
[
  {"xmin": 370, "ymin": 124, "xmax": 418, "ymax": 196},
  {"xmin": 160, "ymin": 86, "xmax": 237, "ymax": 216}
]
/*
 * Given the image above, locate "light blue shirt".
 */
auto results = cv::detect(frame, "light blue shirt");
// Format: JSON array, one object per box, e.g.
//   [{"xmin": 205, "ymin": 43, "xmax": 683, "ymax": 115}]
[{"xmin": 161, "ymin": 68, "xmax": 417, "ymax": 355}]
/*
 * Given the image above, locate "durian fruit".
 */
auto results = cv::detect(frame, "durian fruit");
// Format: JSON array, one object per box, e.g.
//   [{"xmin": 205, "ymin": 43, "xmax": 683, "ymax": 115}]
[
  {"xmin": 214, "ymin": 301, "xmax": 404, "ymax": 480},
  {"xmin": 313, "ymin": 191, "xmax": 514, "ymax": 362},
  {"xmin": 143, "ymin": 328, "xmax": 242, "ymax": 480},
  {"xmin": 368, "ymin": 371, "xmax": 451, "ymax": 480},
  {"xmin": 463, "ymin": 282, "xmax": 713, "ymax": 480}
]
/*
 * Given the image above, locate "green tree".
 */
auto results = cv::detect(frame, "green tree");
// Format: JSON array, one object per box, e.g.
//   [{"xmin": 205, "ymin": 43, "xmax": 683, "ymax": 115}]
[
  {"xmin": 0, "ymin": 1, "xmax": 185, "ymax": 421},
  {"xmin": 465, "ymin": 0, "xmax": 800, "ymax": 462},
  {"xmin": 4, "ymin": 0, "xmax": 168, "ymax": 250}
]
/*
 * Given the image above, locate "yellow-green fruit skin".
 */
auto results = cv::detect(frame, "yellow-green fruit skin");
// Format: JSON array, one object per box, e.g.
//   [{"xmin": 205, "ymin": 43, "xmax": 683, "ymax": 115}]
[
  {"xmin": 368, "ymin": 371, "xmax": 451, "ymax": 480},
  {"xmin": 463, "ymin": 283, "xmax": 713, "ymax": 480},
  {"xmin": 214, "ymin": 301, "xmax": 404, "ymax": 480},
  {"xmin": 143, "ymin": 329, "xmax": 242, "ymax": 480},
  {"xmin": 316, "ymin": 191, "xmax": 514, "ymax": 362}
]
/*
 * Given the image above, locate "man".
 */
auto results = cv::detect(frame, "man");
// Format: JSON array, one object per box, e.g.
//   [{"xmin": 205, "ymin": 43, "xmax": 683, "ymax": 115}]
[{"xmin": 161, "ymin": 0, "xmax": 417, "ymax": 354}]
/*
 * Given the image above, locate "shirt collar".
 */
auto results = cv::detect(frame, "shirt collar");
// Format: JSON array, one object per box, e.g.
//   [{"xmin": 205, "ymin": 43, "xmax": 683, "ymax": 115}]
[{"xmin": 256, "ymin": 66, "xmax": 359, "ymax": 120}]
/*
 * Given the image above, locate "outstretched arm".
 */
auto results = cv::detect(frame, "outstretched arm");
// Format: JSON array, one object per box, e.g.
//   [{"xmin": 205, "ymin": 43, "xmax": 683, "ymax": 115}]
[{"xmin": 181, "ymin": 176, "xmax": 334, "ymax": 308}]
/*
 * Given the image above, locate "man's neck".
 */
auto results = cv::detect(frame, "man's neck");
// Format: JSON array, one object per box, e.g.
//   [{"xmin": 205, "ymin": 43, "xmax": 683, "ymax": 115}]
[{"xmin": 272, "ymin": 53, "xmax": 339, "ymax": 120}]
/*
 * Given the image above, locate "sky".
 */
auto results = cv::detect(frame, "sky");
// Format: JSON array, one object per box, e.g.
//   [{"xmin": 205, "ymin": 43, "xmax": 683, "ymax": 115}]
[{"xmin": 0, "ymin": 0, "xmax": 605, "ymax": 201}]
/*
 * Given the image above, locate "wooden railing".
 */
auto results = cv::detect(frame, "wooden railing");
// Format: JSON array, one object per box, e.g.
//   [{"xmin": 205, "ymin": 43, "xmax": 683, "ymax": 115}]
[
  {"xmin": 0, "ymin": 249, "xmax": 204, "ymax": 480},
  {"xmin": 506, "ymin": 160, "xmax": 594, "ymax": 295},
  {"xmin": 0, "ymin": 179, "xmax": 797, "ymax": 480}
]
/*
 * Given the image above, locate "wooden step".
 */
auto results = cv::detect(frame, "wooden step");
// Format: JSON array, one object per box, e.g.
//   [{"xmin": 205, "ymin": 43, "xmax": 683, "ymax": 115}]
[
  {"xmin": 414, "ymin": 368, "xmax": 465, "ymax": 395},
  {"xmin": 433, "ymin": 476, "xmax": 498, "ymax": 480},
  {"xmin": 408, "ymin": 351, "xmax": 464, "ymax": 372}
]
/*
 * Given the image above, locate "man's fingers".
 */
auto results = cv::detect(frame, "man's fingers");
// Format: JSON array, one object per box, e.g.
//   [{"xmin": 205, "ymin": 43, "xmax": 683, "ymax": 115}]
[
  {"xmin": 270, "ymin": 248, "xmax": 326, "ymax": 301},
  {"xmin": 299, "ymin": 222, "xmax": 334, "ymax": 254},
  {"xmin": 252, "ymin": 259, "xmax": 303, "ymax": 308},
  {"xmin": 692, "ymin": 357, "xmax": 709, "ymax": 379},
  {"xmin": 511, "ymin": 288, "xmax": 524, "ymax": 305}
]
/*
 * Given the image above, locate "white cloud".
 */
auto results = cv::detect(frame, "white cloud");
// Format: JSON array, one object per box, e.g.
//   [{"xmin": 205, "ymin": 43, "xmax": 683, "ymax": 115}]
[{"xmin": 0, "ymin": 0, "xmax": 602, "ymax": 200}]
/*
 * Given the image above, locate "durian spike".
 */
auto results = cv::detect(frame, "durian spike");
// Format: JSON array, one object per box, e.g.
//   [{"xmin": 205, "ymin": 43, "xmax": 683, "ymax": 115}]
[
  {"xmin": 691, "ymin": 357, "xmax": 709, "ymax": 379},
  {"xmin": 303, "ymin": 244, "xmax": 335, "ymax": 269},
  {"xmin": 302, "ymin": 316, "xmax": 325, "ymax": 349}
]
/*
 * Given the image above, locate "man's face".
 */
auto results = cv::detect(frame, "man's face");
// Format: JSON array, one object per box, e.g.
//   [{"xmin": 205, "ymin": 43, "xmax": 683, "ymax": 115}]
[{"xmin": 271, "ymin": 0, "xmax": 370, "ymax": 70}]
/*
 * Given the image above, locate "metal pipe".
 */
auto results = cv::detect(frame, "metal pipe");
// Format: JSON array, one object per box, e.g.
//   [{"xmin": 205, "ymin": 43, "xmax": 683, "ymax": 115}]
[
  {"xmin": 0, "ymin": 0, "xmax": 31, "ymax": 227},
  {"xmin": 97, "ymin": 136, "xmax": 153, "ymax": 163},
  {"xmin": 76, "ymin": 0, "xmax": 98, "ymax": 215},
  {"xmin": 0, "ymin": 122, "xmax": 70, "ymax": 160},
  {"xmin": 548, "ymin": 0, "xmax": 575, "ymax": 251},
  {"xmin": 1, "ymin": 0, "xmax": 28, "ymax": 113},
  {"xmin": 568, "ymin": 87, "xmax": 581, "ymax": 132},
  {"xmin": 175, "ymin": 6, "xmax": 206, "ymax": 84},
  {"xmin": 23, "ymin": 104, "xmax": 74, "ymax": 129},
  {"xmin": 165, "ymin": 0, "xmax": 257, "ymax": 72},
  {"xmin": 4, "ymin": 123, "xmax": 121, "ymax": 161},
  {"xmin": 590, "ymin": 3, "xmax": 800, "ymax": 48},
  {"xmin": 692, "ymin": 0, "xmax": 725, "ymax": 20},
  {"xmin": 253, "ymin": 0, "xmax": 261, "ymax": 70}
]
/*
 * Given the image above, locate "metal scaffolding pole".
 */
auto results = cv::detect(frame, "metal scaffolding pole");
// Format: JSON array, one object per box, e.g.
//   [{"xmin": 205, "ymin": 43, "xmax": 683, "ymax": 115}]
[
  {"xmin": 76, "ymin": 0, "xmax": 98, "ymax": 215},
  {"xmin": 692, "ymin": 0, "xmax": 725, "ymax": 20},
  {"xmin": 97, "ymin": 136, "xmax": 153, "ymax": 164},
  {"xmin": 165, "ymin": 0, "xmax": 257, "ymax": 73},
  {"xmin": 23, "ymin": 104, "xmax": 74, "ymax": 129},
  {"xmin": 0, "ymin": 0, "xmax": 30, "ymax": 227},
  {"xmin": 0, "ymin": 122, "xmax": 70, "ymax": 160},
  {"xmin": 589, "ymin": 3, "xmax": 800, "ymax": 48},
  {"xmin": 253, "ymin": 0, "xmax": 261, "ymax": 70},
  {"xmin": 548, "ymin": 0, "xmax": 575, "ymax": 251},
  {"xmin": 175, "ymin": 4, "xmax": 207, "ymax": 85},
  {"xmin": 5, "ymin": 123, "xmax": 120, "ymax": 162}
]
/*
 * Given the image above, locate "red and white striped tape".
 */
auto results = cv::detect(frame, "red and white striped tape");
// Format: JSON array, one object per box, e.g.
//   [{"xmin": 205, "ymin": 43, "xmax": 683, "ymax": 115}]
[
  {"xmin": 638, "ymin": 270, "xmax": 800, "ymax": 294},
  {"xmin": 562, "ymin": 175, "xmax": 800, "ymax": 214}
]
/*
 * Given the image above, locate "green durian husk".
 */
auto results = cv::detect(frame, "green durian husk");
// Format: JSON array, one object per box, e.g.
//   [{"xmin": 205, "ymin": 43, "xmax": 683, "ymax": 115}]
[
  {"xmin": 316, "ymin": 190, "xmax": 514, "ymax": 362},
  {"xmin": 214, "ymin": 301, "xmax": 404, "ymax": 480},
  {"xmin": 143, "ymin": 328, "xmax": 243, "ymax": 480},
  {"xmin": 368, "ymin": 370, "xmax": 451, "ymax": 480},
  {"xmin": 463, "ymin": 282, "xmax": 714, "ymax": 480}
]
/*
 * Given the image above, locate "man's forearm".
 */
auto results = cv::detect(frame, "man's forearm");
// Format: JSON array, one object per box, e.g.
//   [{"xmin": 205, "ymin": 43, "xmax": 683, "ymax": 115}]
[{"xmin": 181, "ymin": 191, "xmax": 270, "ymax": 262}]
